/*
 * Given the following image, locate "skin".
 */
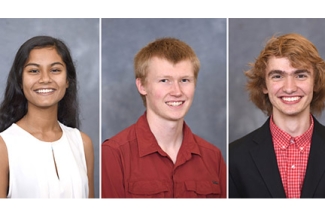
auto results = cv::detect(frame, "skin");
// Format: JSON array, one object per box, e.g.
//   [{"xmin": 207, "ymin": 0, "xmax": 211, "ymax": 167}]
[
  {"xmin": 263, "ymin": 56, "xmax": 314, "ymax": 136},
  {"xmin": 0, "ymin": 137, "xmax": 8, "ymax": 197},
  {"xmin": 136, "ymin": 57, "xmax": 196, "ymax": 163},
  {"xmin": 0, "ymin": 47, "xmax": 94, "ymax": 198},
  {"xmin": 81, "ymin": 132, "xmax": 95, "ymax": 198}
]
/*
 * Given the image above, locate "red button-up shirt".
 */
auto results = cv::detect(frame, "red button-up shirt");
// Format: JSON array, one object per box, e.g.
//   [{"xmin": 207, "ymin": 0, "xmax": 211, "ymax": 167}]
[
  {"xmin": 270, "ymin": 115, "xmax": 313, "ymax": 198},
  {"xmin": 101, "ymin": 112, "xmax": 226, "ymax": 198}
]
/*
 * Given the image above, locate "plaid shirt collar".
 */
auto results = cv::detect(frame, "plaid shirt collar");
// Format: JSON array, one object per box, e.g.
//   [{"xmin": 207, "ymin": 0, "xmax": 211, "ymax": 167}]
[{"xmin": 270, "ymin": 114, "xmax": 314, "ymax": 152}]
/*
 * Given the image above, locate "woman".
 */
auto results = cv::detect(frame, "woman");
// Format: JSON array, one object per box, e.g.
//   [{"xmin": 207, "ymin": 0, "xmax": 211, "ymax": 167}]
[{"xmin": 0, "ymin": 35, "xmax": 94, "ymax": 198}]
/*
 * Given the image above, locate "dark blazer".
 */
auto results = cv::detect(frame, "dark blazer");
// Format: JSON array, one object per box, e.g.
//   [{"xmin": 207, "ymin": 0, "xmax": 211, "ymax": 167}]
[{"xmin": 229, "ymin": 116, "xmax": 325, "ymax": 198}]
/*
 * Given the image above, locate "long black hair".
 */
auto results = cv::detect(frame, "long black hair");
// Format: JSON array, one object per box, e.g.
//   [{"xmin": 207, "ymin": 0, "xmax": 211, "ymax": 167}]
[{"xmin": 0, "ymin": 35, "xmax": 80, "ymax": 132}]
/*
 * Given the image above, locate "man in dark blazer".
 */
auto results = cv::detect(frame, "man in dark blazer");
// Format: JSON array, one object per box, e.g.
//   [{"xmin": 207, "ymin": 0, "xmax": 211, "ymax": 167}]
[{"xmin": 229, "ymin": 33, "xmax": 325, "ymax": 198}]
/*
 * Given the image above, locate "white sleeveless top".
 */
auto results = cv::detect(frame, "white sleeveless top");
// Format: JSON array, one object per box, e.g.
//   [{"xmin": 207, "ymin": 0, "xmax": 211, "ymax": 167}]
[{"xmin": 0, "ymin": 122, "xmax": 89, "ymax": 198}]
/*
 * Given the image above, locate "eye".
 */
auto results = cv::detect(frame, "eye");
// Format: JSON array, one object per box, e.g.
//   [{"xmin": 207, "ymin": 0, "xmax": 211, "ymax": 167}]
[
  {"xmin": 271, "ymin": 74, "xmax": 282, "ymax": 80},
  {"xmin": 28, "ymin": 69, "xmax": 39, "ymax": 74},
  {"xmin": 297, "ymin": 73, "xmax": 308, "ymax": 79},
  {"xmin": 181, "ymin": 78, "xmax": 190, "ymax": 83},
  {"xmin": 51, "ymin": 68, "xmax": 62, "ymax": 73},
  {"xmin": 160, "ymin": 79, "xmax": 168, "ymax": 83}
]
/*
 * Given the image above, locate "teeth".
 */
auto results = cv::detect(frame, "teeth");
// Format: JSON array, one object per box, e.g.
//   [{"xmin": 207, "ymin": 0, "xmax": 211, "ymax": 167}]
[
  {"xmin": 36, "ymin": 89, "xmax": 54, "ymax": 93},
  {"xmin": 282, "ymin": 97, "xmax": 300, "ymax": 102},
  {"xmin": 166, "ymin": 101, "xmax": 183, "ymax": 106}
]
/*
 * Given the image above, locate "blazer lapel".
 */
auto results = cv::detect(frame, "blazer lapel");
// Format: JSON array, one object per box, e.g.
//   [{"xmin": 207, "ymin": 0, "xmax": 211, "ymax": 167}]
[
  {"xmin": 249, "ymin": 119, "xmax": 286, "ymax": 198},
  {"xmin": 301, "ymin": 118, "xmax": 325, "ymax": 197}
]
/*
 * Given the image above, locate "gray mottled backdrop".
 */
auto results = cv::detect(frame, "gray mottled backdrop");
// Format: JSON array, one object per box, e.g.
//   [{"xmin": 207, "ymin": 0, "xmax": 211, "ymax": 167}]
[
  {"xmin": 0, "ymin": 18, "xmax": 100, "ymax": 198},
  {"xmin": 229, "ymin": 18, "xmax": 325, "ymax": 144},
  {"xmin": 101, "ymin": 18, "xmax": 227, "ymax": 162}
]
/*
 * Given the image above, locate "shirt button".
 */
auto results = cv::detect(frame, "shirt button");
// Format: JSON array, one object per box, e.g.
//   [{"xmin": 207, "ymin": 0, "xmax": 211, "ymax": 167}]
[
  {"xmin": 291, "ymin": 165, "xmax": 295, "ymax": 169},
  {"xmin": 282, "ymin": 146, "xmax": 286, "ymax": 149},
  {"xmin": 290, "ymin": 139, "xmax": 295, "ymax": 144}
]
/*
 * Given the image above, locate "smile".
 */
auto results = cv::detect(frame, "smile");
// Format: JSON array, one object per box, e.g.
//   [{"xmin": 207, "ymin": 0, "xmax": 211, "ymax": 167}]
[
  {"xmin": 35, "ymin": 89, "xmax": 55, "ymax": 93},
  {"xmin": 166, "ymin": 101, "xmax": 184, "ymax": 106},
  {"xmin": 281, "ymin": 96, "xmax": 301, "ymax": 102}
]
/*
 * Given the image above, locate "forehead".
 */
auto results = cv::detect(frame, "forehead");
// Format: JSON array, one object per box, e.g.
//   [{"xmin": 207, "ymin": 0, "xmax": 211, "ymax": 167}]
[
  {"xmin": 266, "ymin": 56, "xmax": 313, "ymax": 74},
  {"xmin": 147, "ymin": 57, "xmax": 194, "ymax": 75},
  {"xmin": 26, "ymin": 47, "xmax": 63, "ymax": 63}
]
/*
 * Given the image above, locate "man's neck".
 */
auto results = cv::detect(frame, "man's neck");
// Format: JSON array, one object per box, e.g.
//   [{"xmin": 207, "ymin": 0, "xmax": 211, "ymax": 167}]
[
  {"xmin": 146, "ymin": 112, "xmax": 184, "ymax": 163},
  {"xmin": 272, "ymin": 112, "xmax": 311, "ymax": 137}
]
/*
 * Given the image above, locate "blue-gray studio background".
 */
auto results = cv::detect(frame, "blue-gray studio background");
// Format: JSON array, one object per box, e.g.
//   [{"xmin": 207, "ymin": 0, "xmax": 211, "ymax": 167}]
[
  {"xmin": 229, "ymin": 18, "xmax": 325, "ymax": 144},
  {"xmin": 101, "ymin": 18, "xmax": 227, "ymax": 163},
  {"xmin": 0, "ymin": 18, "xmax": 100, "ymax": 198}
]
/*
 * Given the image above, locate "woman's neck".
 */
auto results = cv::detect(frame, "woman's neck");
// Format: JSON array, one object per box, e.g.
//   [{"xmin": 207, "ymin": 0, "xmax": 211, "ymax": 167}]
[{"xmin": 16, "ymin": 105, "xmax": 61, "ymax": 141}]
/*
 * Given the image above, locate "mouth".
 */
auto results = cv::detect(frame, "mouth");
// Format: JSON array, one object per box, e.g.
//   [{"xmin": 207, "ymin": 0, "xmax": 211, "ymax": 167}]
[
  {"xmin": 34, "ymin": 88, "xmax": 55, "ymax": 94},
  {"xmin": 281, "ymin": 96, "xmax": 301, "ymax": 102},
  {"xmin": 166, "ymin": 101, "xmax": 184, "ymax": 106}
]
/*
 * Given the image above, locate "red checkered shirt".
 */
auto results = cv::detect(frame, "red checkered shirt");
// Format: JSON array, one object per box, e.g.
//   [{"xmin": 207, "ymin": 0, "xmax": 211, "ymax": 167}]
[{"xmin": 270, "ymin": 115, "xmax": 313, "ymax": 198}]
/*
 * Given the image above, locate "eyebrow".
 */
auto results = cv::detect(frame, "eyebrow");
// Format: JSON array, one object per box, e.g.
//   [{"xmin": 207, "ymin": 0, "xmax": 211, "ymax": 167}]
[
  {"xmin": 24, "ymin": 62, "xmax": 65, "ymax": 68},
  {"xmin": 267, "ymin": 69, "xmax": 311, "ymax": 77},
  {"xmin": 157, "ymin": 74, "xmax": 194, "ymax": 79}
]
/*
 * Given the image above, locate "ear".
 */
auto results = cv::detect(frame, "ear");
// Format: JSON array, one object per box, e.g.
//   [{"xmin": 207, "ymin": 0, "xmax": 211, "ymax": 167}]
[
  {"xmin": 262, "ymin": 88, "xmax": 268, "ymax": 94},
  {"xmin": 135, "ymin": 78, "xmax": 147, "ymax": 95}
]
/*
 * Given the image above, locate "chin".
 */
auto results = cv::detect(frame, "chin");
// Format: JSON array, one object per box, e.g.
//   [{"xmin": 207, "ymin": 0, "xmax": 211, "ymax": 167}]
[
  {"xmin": 280, "ymin": 110, "xmax": 305, "ymax": 117},
  {"xmin": 167, "ymin": 114, "xmax": 185, "ymax": 122}
]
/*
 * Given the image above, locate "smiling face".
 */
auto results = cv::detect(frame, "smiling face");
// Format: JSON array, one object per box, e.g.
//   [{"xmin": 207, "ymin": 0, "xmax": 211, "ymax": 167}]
[
  {"xmin": 22, "ymin": 47, "xmax": 69, "ymax": 110},
  {"xmin": 136, "ymin": 57, "xmax": 195, "ymax": 122},
  {"xmin": 263, "ymin": 56, "xmax": 314, "ymax": 120}
]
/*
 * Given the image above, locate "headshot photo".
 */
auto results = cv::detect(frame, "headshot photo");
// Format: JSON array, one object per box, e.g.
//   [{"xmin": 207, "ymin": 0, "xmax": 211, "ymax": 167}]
[
  {"xmin": 0, "ymin": 18, "xmax": 100, "ymax": 198},
  {"xmin": 229, "ymin": 18, "xmax": 325, "ymax": 198},
  {"xmin": 101, "ymin": 18, "xmax": 227, "ymax": 198}
]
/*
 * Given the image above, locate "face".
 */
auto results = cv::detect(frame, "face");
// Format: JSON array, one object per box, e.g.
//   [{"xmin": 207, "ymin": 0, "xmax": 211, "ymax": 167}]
[
  {"xmin": 22, "ymin": 47, "xmax": 69, "ymax": 110},
  {"xmin": 263, "ymin": 56, "xmax": 314, "ymax": 119},
  {"xmin": 136, "ymin": 57, "xmax": 196, "ymax": 122}
]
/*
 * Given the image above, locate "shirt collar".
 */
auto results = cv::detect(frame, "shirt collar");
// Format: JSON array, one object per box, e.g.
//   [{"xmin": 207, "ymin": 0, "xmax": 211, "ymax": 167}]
[
  {"xmin": 135, "ymin": 111, "xmax": 201, "ymax": 157},
  {"xmin": 270, "ymin": 114, "xmax": 314, "ymax": 150}
]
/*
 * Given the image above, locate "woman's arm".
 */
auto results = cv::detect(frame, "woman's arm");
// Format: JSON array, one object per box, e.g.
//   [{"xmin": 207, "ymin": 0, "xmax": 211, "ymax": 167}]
[
  {"xmin": 0, "ymin": 136, "xmax": 9, "ymax": 198},
  {"xmin": 80, "ymin": 132, "xmax": 94, "ymax": 198}
]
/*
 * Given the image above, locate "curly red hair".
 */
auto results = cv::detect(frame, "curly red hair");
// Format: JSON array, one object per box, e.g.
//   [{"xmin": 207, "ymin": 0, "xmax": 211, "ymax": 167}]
[{"xmin": 245, "ymin": 33, "xmax": 325, "ymax": 116}]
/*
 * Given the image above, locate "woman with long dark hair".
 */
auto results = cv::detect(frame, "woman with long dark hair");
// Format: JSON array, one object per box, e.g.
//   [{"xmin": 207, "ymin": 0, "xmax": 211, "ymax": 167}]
[{"xmin": 0, "ymin": 35, "xmax": 94, "ymax": 198}]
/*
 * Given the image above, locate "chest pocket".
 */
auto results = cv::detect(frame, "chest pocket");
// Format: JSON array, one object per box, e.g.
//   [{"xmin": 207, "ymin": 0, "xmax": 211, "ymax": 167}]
[
  {"xmin": 184, "ymin": 180, "xmax": 221, "ymax": 198},
  {"xmin": 128, "ymin": 180, "xmax": 170, "ymax": 198}
]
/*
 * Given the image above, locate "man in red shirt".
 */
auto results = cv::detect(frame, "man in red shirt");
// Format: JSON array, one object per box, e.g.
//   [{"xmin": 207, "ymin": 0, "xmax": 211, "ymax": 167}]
[
  {"xmin": 101, "ymin": 37, "xmax": 226, "ymax": 198},
  {"xmin": 229, "ymin": 33, "xmax": 325, "ymax": 198}
]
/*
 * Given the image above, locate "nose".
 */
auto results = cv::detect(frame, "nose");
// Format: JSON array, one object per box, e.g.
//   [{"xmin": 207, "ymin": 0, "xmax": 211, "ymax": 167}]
[
  {"xmin": 39, "ymin": 71, "xmax": 51, "ymax": 83},
  {"xmin": 282, "ymin": 75, "xmax": 297, "ymax": 93},
  {"xmin": 170, "ymin": 81, "xmax": 182, "ymax": 96}
]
